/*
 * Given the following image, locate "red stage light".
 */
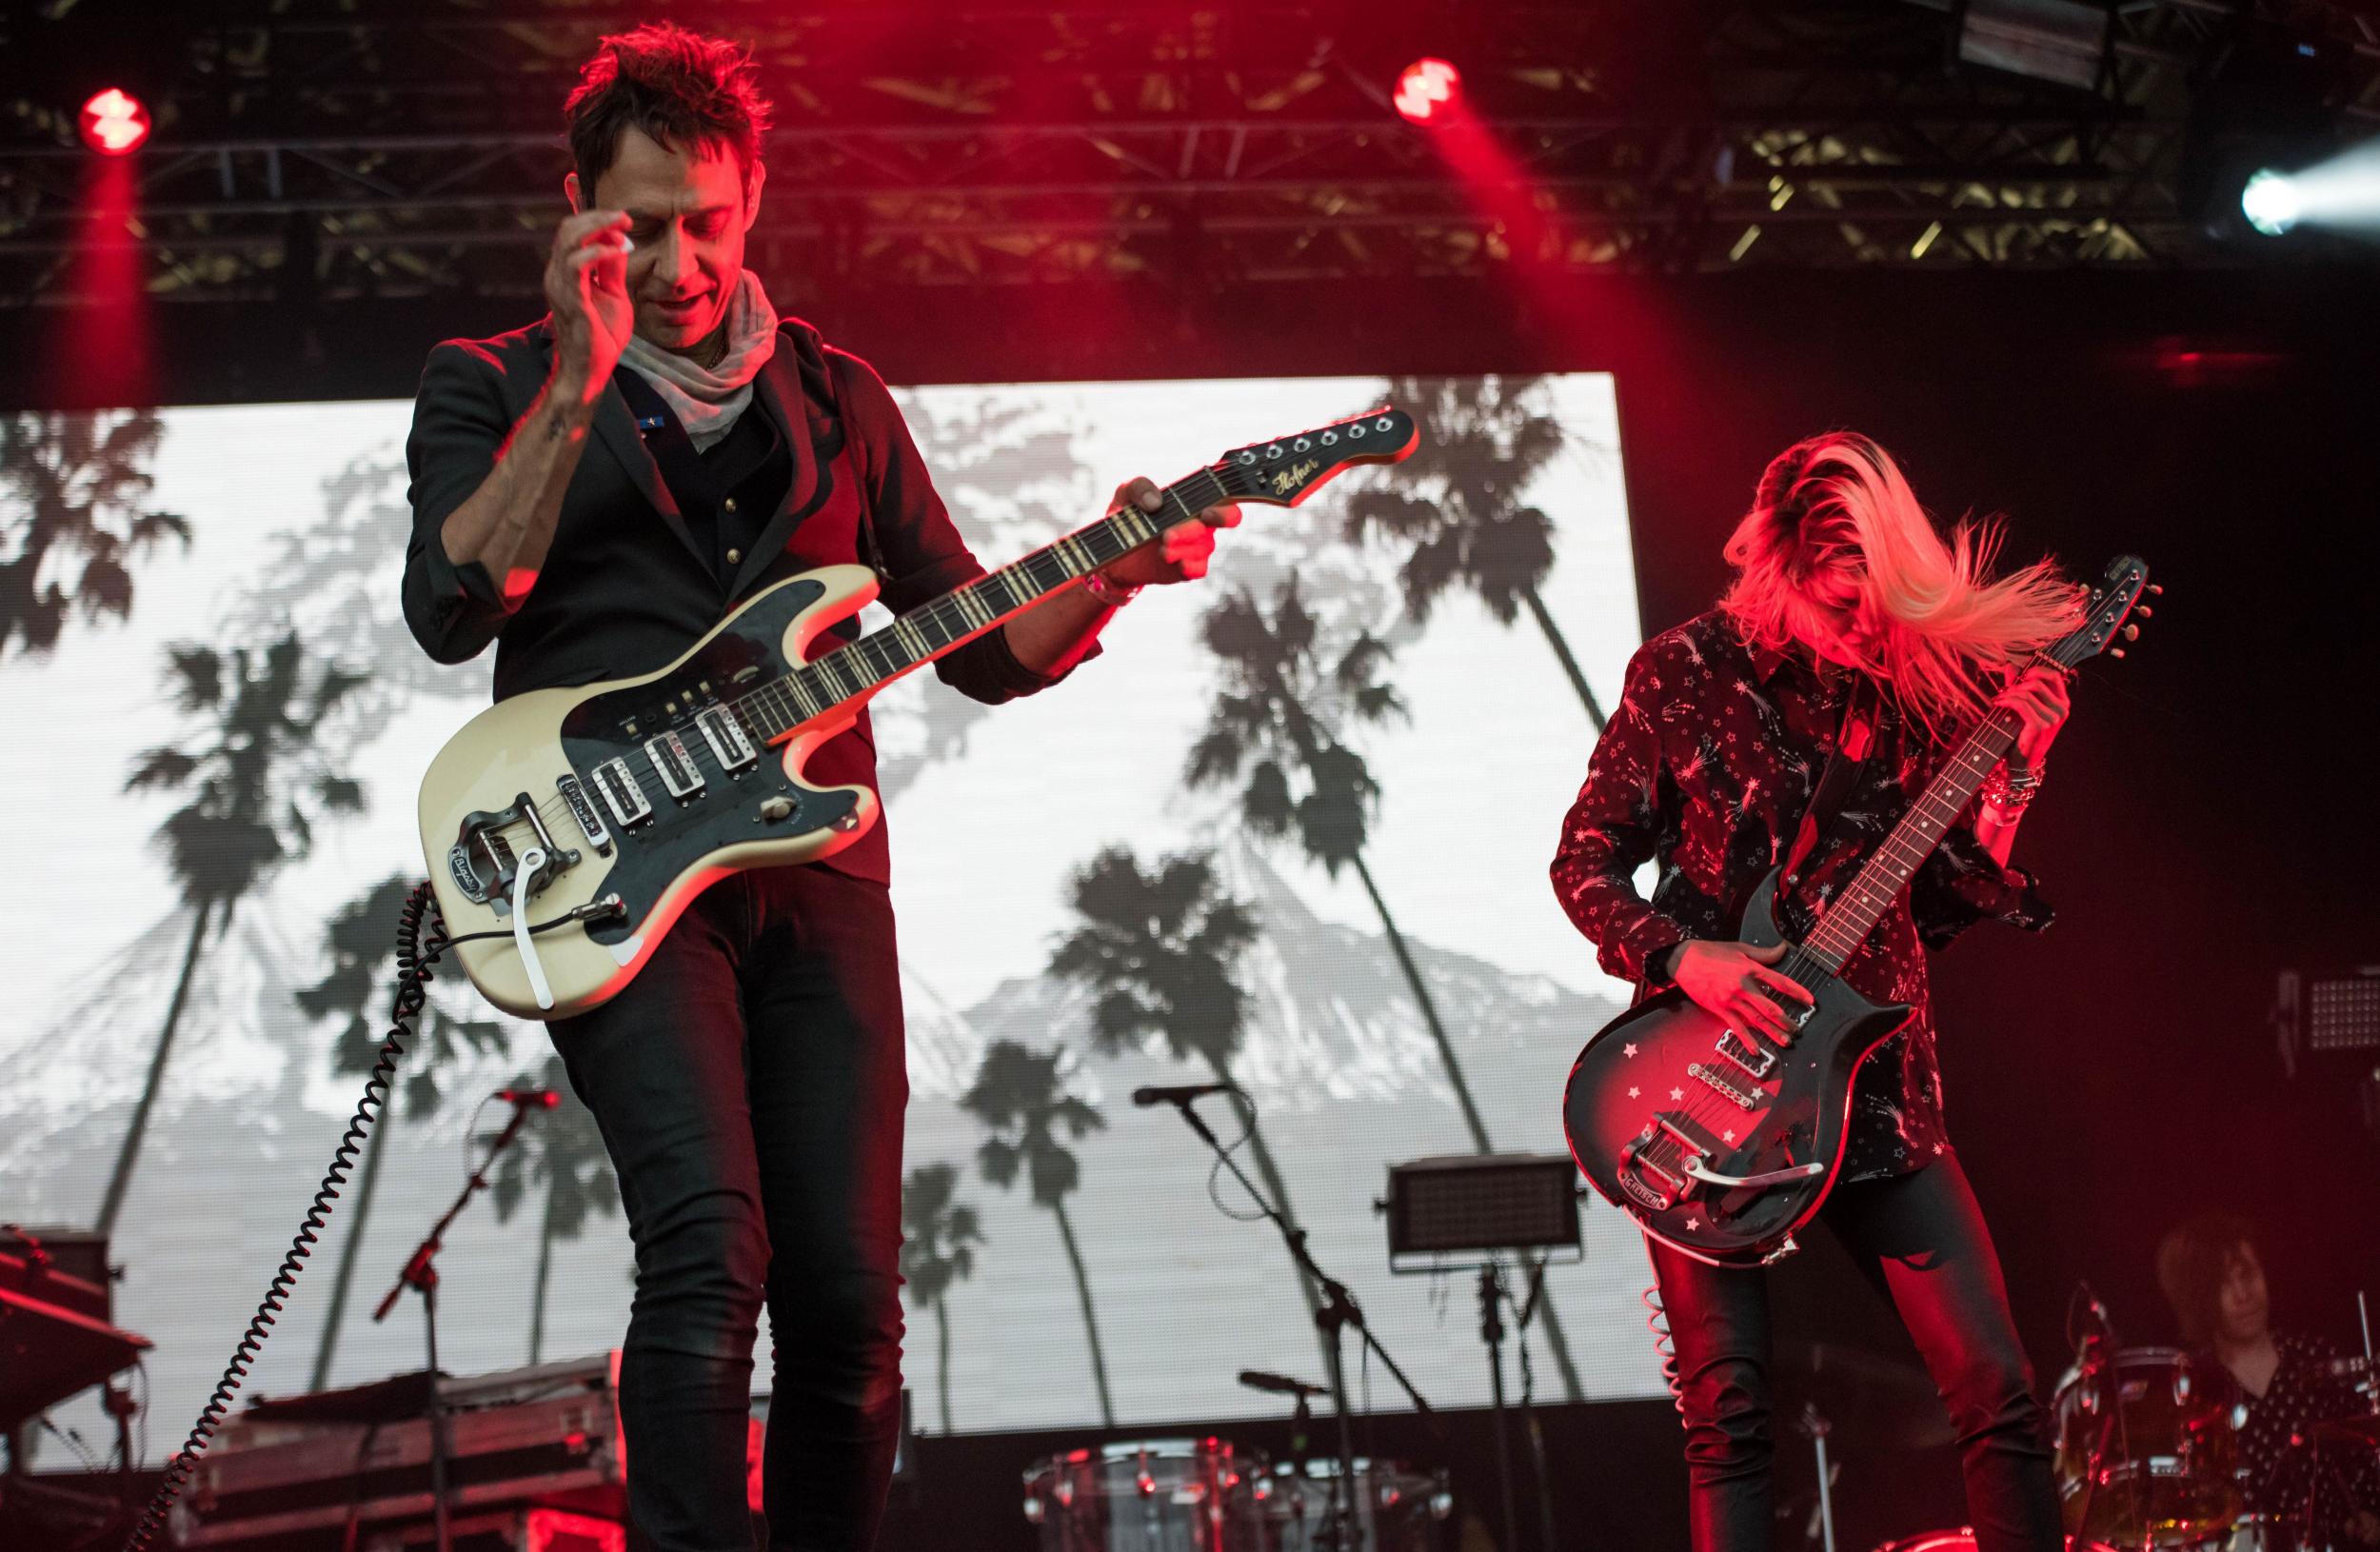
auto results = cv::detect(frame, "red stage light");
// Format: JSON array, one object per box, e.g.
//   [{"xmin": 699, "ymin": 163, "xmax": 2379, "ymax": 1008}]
[
  {"xmin": 80, "ymin": 89, "xmax": 150, "ymax": 156},
  {"xmin": 1393, "ymin": 58, "xmax": 1461, "ymax": 126}
]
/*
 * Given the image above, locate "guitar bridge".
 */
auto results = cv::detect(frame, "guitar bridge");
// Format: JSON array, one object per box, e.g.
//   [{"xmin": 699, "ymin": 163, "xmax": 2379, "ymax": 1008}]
[{"xmin": 451, "ymin": 792, "xmax": 577, "ymax": 916}]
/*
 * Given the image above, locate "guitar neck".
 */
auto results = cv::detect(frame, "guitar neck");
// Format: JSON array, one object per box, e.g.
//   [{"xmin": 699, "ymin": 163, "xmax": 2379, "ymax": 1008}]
[
  {"xmin": 1797, "ymin": 705, "xmax": 2023, "ymax": 975},
  {"xmin": 729, "ymin": 463, "xmax": 1241, "ymax": 743}
]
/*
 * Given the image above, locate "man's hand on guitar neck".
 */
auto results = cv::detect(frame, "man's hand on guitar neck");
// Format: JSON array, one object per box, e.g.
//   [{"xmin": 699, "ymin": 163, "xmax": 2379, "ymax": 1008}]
[
  {"xmin": 1664, "ymin": 939, "xmax": 1814, "ymax": 1045},
  {"xmin": 1002, "ymin": 476, "xmax": 1241, "ymax": 677}
]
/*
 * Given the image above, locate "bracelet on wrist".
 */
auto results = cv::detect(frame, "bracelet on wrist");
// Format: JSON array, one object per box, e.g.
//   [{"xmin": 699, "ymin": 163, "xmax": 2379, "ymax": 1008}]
[
  {"xmin": 1981, "ymin": 758, "xmax": 2044, "ymax": 815},
  {"xmin": 1081, "ymin": 568, "xmax": 1141, "ymax": 609}
]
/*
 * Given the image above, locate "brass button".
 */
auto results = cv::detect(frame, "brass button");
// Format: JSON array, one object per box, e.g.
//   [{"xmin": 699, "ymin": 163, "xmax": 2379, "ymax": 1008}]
[
  {"xmin": 723, "ymin": 497, "xmax": 738, "ymax": 513},
  {"xmin": 726, "ymin": 547, "xmax": 743, "ymax": 565}
]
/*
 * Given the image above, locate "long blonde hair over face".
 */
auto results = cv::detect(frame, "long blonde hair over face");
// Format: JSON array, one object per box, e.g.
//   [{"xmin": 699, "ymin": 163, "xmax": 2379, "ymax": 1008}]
[{"xmin": 1719, "ymin": 432, "xmax": 2084, "ymax": 736}]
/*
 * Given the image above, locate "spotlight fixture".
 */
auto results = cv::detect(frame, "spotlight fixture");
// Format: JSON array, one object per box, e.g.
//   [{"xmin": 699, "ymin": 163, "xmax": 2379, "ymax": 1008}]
[
  {"xmin": 79, "ymin": 89, "xmax": 149, "ymax": 156},
  {"xmin": 1393, "ymin": 58, "xmax": 1461, "ymax": 126},
  {"xmin": 2241, "ymin": 169, "xmax": 2301, "ymax": 236}
]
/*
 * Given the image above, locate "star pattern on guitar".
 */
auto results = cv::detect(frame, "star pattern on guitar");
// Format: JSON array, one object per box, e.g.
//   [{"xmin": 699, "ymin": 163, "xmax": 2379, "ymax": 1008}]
[{"xmin": 1552, "ymin": 610, "xmax": 2054, "ymax": 1184}]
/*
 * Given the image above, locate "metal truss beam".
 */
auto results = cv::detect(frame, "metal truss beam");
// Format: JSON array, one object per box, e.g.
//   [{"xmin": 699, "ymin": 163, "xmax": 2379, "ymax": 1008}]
[{"xmin": 1, "ymin": 0, "xmax": 2374, "ymax": 305}]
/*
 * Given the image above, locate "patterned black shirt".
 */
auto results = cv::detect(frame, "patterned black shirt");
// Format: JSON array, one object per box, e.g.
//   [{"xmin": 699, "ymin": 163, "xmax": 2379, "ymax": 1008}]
[
  {"xmin": 2224, "ymin": 1332, "xmax": 2380, "ymax": 1546},
  {"xmin": 1549, "ymin": 610, "xmax": 2052, "ymax": 1181}
]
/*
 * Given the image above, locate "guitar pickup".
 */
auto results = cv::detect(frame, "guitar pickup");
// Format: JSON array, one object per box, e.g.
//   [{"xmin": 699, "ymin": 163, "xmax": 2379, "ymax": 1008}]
[
  {"xmin": 592, "ymin": 757, "xmax": 653, "ymax": 827},
  {"xmin": 1715, "ymin": 1030, "xmax": 1775, "ymax": 1081},
  {"xmin": 555, "ymin": 773, "xmax": 613, "ymax": 855},
  {"xmin": 694, "ymin": 706, "xmax": 758, "ymax": 774},
  {"xmin": 644, "ymin": 731, "xmax": 704, "ymax": 799}
]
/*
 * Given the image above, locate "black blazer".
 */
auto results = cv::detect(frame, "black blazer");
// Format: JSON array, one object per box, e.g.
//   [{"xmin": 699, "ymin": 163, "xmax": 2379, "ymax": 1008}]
[{"xmin": 401, "ymin": 314, "xmax": 1061, "ymax": 882}]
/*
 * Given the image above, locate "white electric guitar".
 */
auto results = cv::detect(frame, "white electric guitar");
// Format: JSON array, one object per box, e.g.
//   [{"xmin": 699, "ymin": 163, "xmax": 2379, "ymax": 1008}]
[{"xmin": 418, "ymin": 407, "xmax": 1418, "ymax": 1019}]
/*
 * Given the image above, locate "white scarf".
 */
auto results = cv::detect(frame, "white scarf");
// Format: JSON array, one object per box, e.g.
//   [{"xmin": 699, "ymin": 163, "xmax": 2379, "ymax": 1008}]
[{"xmin": 618, "ymin": 269, "xmax": 780, "ymax": 451}]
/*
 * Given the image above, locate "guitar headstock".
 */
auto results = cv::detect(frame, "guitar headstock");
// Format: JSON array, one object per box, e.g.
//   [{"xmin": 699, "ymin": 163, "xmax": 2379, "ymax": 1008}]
[
  {"xmin": 1212, "ymin": 407, "xmax": 1419, "ymax": 507},
  {"xmin": 2048, "ymin": 554, "xmax": 2158, "ymax": 668}
]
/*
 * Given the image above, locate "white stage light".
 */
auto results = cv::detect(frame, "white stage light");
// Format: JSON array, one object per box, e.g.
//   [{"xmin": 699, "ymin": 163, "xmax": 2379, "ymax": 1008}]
[{"xmin": 2242, "ymin": 169, "xmax": 2302, "ymax": 236}]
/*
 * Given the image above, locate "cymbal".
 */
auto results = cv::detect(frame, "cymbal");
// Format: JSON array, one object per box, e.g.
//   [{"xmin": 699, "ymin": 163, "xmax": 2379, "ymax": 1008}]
[{"xmin": 1773, "ymin": 1340, "xmax": 1952, "ymax": 1451}]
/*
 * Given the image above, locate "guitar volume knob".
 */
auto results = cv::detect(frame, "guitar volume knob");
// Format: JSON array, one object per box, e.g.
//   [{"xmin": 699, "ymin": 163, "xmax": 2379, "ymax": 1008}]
[{"xmin": 759, "ymin": 796, "xmax": 795, "ymax": 823}]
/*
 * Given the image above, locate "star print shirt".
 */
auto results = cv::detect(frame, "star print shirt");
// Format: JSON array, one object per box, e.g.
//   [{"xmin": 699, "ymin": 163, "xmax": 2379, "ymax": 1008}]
[
  {"xmin": 2222, "ymin": 1332, "xmax": 2380, "ymax": 1544},
  {"xmin": 1548, "ymin": 610, "xmax": 2052, "ymax": 1181}
]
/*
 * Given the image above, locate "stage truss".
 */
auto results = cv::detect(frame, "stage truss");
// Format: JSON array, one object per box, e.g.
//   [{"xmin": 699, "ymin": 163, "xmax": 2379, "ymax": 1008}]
[{"xmin": 3, "ymin": 0, "xmax": 2377, "ymax": 307}]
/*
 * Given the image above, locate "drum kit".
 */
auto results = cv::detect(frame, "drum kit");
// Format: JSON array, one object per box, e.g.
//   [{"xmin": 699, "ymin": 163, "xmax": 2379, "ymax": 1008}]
[
  {"xmin": 1019, "ymin": 1437, "xmax": 1451, "ymax": 1552},
  {"xmin": 1872, "ymin": 1339, "xmax": 2380, "ymax": 1552}
]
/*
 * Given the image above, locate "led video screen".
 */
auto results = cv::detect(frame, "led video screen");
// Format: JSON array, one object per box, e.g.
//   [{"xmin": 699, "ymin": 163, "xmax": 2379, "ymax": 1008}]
[{"xmin": 0, "ymin": 371, "xmax": 1659, "ymax": 1461}]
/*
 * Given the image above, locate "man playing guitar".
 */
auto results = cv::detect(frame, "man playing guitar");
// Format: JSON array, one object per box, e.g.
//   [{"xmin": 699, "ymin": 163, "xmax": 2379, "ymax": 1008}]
[
  {"xmin": 1550, "ymin": 432, "xmax": 2079, "ymax": 1552},
  {"xmin": 398, "ymin": 24, "xmax": 1236, "ymax": 1551}
]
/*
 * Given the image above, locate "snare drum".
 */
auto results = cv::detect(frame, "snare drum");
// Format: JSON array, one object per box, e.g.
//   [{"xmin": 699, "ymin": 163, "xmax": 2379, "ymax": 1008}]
[
  {"xmin": 1022, "ymin": 1437, "xmax": 1264, "ymax": 1552},
  {"xmin": 2052, "ymin": 1346, "xmax": 2242, "ymax": 1547},
  {"xmin": 1252, "ymin": 1457, "xmax": 1451, "ymax": 1552}
]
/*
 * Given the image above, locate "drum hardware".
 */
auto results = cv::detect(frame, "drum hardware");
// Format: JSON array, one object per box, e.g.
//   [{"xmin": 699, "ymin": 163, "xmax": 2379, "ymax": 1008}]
[
  {"xmin": 1379, "ymin": 1154, "xmax": 1580, "ymax": 1552},
  {"xmin": 1794, "ymin": 1403, "xmax": 1839, "ymax": 1552},
  {"xmin": 1145, "ymin": 1091, "xmax": 1438, "ymax": 1552}
]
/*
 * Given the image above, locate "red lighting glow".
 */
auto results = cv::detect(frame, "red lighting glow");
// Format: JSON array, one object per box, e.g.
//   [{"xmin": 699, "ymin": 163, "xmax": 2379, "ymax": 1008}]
[
  {"xmin": 1394, "ymin": 59, "xmax": 1461, "ymax": 126},
  {"xmin": 80, "ymin": 89, "xmax": 150, "ymax": 156}
]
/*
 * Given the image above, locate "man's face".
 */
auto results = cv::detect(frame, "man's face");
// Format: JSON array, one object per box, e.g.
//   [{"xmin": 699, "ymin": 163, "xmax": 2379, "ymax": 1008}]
[
  {"xmin": 2216, "ymin": 1244, "xmax": 2271, "ymax": 1347},
  {"xmin": 569, "ymin": 127, "xmax": 761, "ymax": 353}
]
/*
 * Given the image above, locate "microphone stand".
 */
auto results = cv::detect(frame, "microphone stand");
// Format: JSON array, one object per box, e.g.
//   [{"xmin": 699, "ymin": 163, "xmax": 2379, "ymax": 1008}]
[
  {"xmin": 1157, "ymin": 1093, "xmax": 1437, "ymax": 1552},
  {"xmin": 371, "ymin": 1098, "xmax": 542, "ymax": 1552}
]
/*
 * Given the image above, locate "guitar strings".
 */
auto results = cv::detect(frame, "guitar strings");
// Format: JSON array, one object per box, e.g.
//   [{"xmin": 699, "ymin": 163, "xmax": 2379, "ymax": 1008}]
[
  {"xmin": 459, "ymin": 462, "xmax": 1255, "ymax": 874},
  {"xmin": 1635, "ymin": 705, "xmax": 2026, "ymax": 1193}
]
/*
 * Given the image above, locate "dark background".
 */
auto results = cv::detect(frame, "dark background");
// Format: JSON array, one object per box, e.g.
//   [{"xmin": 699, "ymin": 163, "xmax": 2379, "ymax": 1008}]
[{"xmin": 7, "ymin": 261, "xmax": 2377, "ymax": 1548}]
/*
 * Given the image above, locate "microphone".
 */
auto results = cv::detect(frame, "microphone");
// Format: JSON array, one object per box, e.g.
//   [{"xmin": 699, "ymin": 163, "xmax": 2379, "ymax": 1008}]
[
  {"xmin": 1132, "ymin": 1082, "xmax": 1237, "ymax": 1107},
  {"xmin": 1238, "ymin": 1369, "xmax": 1327, "ymax": 1397},
  {"xmin": 498, "ymin": 1086, "xmax": 560, "ymax": 1108}
]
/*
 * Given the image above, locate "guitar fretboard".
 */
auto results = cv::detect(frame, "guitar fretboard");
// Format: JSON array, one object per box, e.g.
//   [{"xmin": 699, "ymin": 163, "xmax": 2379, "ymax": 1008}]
[
  {"xmin": 728, "ymin": 463, "xmax": 1245, "ymax": 744},
  {"xmin": 1797, "ymin": 706, "xmax": 2023, "ymax": 975}
]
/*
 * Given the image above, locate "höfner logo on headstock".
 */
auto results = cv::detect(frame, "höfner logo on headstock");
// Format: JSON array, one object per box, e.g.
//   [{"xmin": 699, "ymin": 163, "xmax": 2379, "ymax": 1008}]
[{"xmin": 1269, "ymin": 458, "xmax": 1320, "ymax": 497}]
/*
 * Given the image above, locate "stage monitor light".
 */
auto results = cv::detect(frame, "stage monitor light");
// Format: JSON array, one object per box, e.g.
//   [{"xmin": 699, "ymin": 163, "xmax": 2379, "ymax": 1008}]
[
  {"xmin": 79, "ymin": 89, "xmax": 149, "ymax": 156},
  {"xmin": 2242, "ymin": 169, "xmax": 2302, "ymax": 236},
  {"xmin": 1394, "ymin": 58, "xmax": 1461, "ymax": 126}
]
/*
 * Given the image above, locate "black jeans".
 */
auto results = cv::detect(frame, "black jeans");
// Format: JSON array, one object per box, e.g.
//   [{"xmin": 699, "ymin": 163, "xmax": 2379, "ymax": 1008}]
[
  {"xmin": 1646, "ymin": 1155, "xmax": 2063, "ymax": 1552},
  {"xmin": 551, "ymin": 865, "xmax": 908, "ymax": 1552}
]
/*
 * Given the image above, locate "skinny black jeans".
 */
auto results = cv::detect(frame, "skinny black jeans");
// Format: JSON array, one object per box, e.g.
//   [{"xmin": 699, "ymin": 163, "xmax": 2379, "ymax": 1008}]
[
  {"xmin": 1646, "ymin": 1154, "xmax": 2063, "ymax": 1552},
  {"xmin": 551, "ymin": 865, "xmax": 908, "ymax": 1552}
]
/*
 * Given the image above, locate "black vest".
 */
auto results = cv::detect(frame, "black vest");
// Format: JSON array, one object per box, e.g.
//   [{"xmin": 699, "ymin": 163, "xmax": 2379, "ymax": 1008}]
[{"xmin": 612, "ymin": 368, "xmax": 793, "ymax": 594}]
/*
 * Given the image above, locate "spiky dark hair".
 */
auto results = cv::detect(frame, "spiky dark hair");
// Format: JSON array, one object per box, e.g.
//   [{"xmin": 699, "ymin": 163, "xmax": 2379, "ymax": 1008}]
[{"xmin": 564, "ymin": 22, "xmax": 773, "ymax": 197}]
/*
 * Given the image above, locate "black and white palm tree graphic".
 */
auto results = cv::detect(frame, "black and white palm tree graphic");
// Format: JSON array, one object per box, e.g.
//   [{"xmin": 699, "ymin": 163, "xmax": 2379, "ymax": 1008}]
[
  {"xmin": 302, "ymin": 874, "xmax": 506, "ymax": 1391},
  {"xmin": 1186, "ymin": 581, "xmax": 1588, "ymax": 1401},
  {"xmin": 0, "ymin": 410, "xmax": 190, "ymax": 663},
  {"xmin": 1048, "ymin": 845, "xmax": 1337, "ymax": 1376},
  {"xmin": 960, "ymin": 1039, "xmax": 1117, "ymax": 1427},
  {"xmin": 899, "ymin": 1160, "xmax": 985, "ymax": 1435},
  {"xmin": 101, "ymin": 630, "xmax": 367, "ymax": 1234},
  {"xmin": 1342, "ymin": 375, "xmax": 1609, "ymax": 729},
  {"xmin": 489, "ymin": 1054, "xmax": 618, "ymax": 1365}
]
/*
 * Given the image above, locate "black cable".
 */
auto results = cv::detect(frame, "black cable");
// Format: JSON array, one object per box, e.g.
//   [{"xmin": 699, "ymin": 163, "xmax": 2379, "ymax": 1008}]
[{"xmin": 121, "ymin": 881, "xmax": 447, "ymax": 1552}]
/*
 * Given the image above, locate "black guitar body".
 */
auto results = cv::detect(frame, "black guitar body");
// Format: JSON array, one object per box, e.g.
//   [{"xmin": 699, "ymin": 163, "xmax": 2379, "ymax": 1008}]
[
  {"xmin": 545, "ymin": 574, "xmax": 867, "ymax": 950},
  {"xmin": 1561, "ymin": 868, "xmax": 1913, "ymax": 1266}
]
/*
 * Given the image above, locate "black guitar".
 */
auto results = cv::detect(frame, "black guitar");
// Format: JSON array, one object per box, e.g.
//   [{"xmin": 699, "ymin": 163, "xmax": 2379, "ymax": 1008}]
[{"xmin": 1560, "ymin": 556, "xmax": 2152, "ymax": 1266}]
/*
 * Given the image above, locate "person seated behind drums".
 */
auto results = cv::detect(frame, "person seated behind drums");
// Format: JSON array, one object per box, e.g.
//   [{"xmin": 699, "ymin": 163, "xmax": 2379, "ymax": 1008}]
[{"xmin": 2155, "ymin": 1211, "xmax": 2380, "ymax": 1548}]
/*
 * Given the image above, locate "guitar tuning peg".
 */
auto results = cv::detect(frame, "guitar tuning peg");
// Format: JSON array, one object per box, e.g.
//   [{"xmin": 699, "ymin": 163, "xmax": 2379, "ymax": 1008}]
[
  {"xmin": 2122, "ymin": 624, "xmax": 2139, "ymax": 641},
  {"xmin": 2134, "ymin": 605, "xmax": 2152, "ymax": 618},
  {"xmin": 2147, "ymin": 584, "xmax": 2163, "ymax": 595},
  {"xmin": 2110, "ymin": 646, "xmax": 2127, "ymax": 658}
]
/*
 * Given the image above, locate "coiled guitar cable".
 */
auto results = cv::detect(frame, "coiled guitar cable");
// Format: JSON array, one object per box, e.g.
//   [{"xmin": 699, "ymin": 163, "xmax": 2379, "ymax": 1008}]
[{"xmin": 121, "ymin": 882, "xmax": 447, "ymax": 1552}]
